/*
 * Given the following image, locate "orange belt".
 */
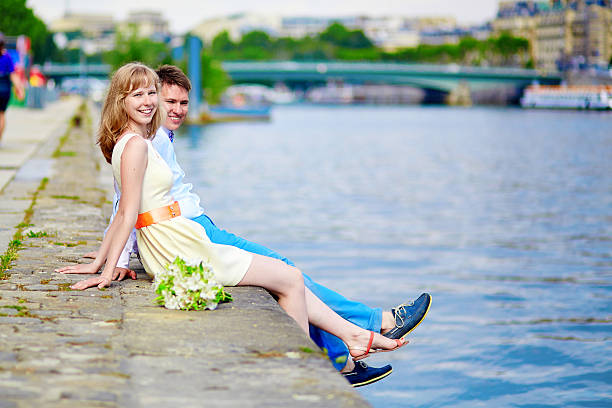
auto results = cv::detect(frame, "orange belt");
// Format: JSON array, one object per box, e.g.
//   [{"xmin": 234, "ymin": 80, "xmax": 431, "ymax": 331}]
[{"xmin": 135, "ymin": 201, "xmax": 181, "ymax": 229}]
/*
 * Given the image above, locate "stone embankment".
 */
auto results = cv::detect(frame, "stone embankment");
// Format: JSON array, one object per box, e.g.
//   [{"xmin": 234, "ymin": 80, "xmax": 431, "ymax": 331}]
[{"xmin": 0, "ymin": 98, "xmax": 370, "ymax": 407}]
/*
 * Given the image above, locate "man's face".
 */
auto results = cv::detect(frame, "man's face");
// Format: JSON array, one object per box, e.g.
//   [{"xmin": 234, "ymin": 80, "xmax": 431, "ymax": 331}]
[{"xmin": 161, "ymin": 84, "xmax": 189, "ymax": 131}]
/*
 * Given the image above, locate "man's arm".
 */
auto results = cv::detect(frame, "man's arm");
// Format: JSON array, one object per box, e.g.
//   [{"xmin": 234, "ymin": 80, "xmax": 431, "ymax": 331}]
[{"xmin": 153, "ymin": 129, "xmax": 203, "ymax": 219}]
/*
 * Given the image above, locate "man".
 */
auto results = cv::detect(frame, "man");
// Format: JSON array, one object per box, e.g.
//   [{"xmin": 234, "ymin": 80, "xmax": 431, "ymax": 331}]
[{"xmin": 81, "ymin": 65, "xmax": 431, "ymax": 387}]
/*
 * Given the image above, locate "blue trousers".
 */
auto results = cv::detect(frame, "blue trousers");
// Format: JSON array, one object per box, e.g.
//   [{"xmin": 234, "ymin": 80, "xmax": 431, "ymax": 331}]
[{"xmin": 192, "ymin": 214, "xmax": 382, "ymax": 371}]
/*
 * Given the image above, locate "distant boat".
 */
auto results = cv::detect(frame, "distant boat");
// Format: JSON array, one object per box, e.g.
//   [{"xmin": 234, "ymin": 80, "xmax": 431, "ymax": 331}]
[
  {"xmin": 197, "ymin": 86, "xmax": 272, "ymax": 123},
  {"xmin": 223, "ymin": 84, "xmax": 296, "ymax": 105},
  {"xmin": 521, "ymin": 85, "xmax": 612, "ymax": 110},
  {"xmin": 207, "ymin": 105, "xmax": 271, "ymax": 121}
]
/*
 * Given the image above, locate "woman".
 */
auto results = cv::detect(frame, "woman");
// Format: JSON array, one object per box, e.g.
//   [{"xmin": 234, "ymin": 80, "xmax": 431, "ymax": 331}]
[
  {"xmin": 0, "ymin": 33, "xmax": 25, "ymax": 147},
  {"xmin": 57, "ymin": 62, "xmax": 405, "ymax": 360}
]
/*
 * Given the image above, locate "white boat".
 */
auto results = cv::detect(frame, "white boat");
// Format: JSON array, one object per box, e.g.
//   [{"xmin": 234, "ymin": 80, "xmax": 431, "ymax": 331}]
[{"xmin": 521, "ymin": 85, "xmax": 612, "ymax": 110}]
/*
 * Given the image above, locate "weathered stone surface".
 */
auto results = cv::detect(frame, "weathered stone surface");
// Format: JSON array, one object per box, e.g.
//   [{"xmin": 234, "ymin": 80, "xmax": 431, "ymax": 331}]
[{"xmin": 0, "ymin": 100, "xmax": 370, "ymax": 407}]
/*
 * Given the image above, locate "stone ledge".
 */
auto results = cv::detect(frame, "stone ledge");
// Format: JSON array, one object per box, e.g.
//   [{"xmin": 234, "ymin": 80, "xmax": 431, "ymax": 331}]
[{"xmin": 0, "ymin": 100, "xmax": 371, "ymax": 407}]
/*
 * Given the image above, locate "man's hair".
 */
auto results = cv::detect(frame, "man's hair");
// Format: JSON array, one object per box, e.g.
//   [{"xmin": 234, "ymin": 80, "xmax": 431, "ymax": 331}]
[
  {"xmin": 0, "ymin": 33, "xmax": 5, "ymax": 50},
  {"xmin": 156, "ymin": 65, "xmax": 191, "ymax": 92}
]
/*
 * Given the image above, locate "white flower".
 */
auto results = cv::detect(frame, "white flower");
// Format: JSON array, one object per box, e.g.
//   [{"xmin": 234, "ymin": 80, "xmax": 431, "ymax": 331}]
[
  {"xmin": 153, "ymin": 256, "xmax": 231, "ymax": 311},
  {"xmin": 164, "ymin": 296, "xmax": 180, "ymax": 310},
  {"xmin": 184, "ymin": 258, "xmax": 202, "ymax": 268}
]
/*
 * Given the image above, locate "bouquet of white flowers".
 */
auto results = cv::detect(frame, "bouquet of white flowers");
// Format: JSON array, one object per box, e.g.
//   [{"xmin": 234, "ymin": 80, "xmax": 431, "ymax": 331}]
[{"xmin": 153, "ymin": 257, "xmax": 232, "ymax": 311}]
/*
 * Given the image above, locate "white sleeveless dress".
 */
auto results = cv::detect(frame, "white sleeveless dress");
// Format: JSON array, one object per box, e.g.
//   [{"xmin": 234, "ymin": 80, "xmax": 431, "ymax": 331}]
[{"xmin": 111, "ymin": 133, "xmax": 253, "ymax": 285}]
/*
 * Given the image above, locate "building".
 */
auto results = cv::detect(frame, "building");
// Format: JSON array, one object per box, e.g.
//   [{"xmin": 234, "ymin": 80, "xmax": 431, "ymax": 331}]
[
  {"xmin": 492, "ymin": 0, "xmax": 612, "ymax": 72},
  {"xmin": 191, "ymin": 13, "xmax": 283, "ymax": 44},
  {"xmin": 492, "ymin": 1, "xmax": 547, "ymax": 62},
  {"xmin": 50, "ymin": 13, "xmax": 116, "ymax": 54},
  {"xmin": 192, "ymin": 14, "xmax": 458, "ymax": 51},
  {"xmin": 118, "ymin": 11, "xmax": 170, "ymax": 42},
  {"xmin": 419, "ymin": 25, "xmax": 492, "ymax": 45}
]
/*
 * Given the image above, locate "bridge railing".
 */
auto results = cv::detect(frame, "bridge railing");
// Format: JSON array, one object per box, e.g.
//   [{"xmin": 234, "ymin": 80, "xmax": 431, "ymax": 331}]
[
  {"xmin": 221, "ymin": 61, "xmax": 559, "ymax": 79},
  {"xmin": 41, "ymin": 63, "xmax": 111, "ymax": 78}
]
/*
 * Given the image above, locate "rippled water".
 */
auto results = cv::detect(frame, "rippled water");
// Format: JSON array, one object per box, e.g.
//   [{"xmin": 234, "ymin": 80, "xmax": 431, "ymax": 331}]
[{"xmin": 174, "ymin": 105, "xmax": 612, "ymax": 407}]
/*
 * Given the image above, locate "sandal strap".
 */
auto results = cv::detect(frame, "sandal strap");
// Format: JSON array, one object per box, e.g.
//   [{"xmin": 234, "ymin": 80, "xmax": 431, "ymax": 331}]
[{"xmin": 365, "ymin": 331, "xmax": 374, "ymax": 354}]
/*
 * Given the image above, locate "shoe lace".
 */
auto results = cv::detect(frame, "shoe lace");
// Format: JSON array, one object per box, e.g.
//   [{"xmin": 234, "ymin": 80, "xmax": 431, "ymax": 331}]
[{"xmin": 393, "ymin": 301, "xmax": 414, "ymax": 328}]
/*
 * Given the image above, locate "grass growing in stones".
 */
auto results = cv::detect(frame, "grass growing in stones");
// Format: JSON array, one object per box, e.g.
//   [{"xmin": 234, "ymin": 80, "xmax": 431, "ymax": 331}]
[
  {"xmin": 57, "ymin": 283, "xmax": 72, "ymax": 291},
  {"xmin": 50, "ymin": 195, "xmax": 80, "ymax": 200},
  {"xmin": 15, "ymin": 222, "xmax": 33, "ymax": 229},
  {"xmin": 26, "ymin": 230, "xmax": 48, "ymax": 238},
  {"xmin": 1, "ymin": 304, "xmax": 32, "ymax": 317},
  {"xmin": 0, "ymin": 240, "xmax": 23, "ymax": 279},
  {"xmin": 53, "ymin": 241, "xmax": 86, "ymax": 247},
  {"xmin": 0, "ymin": 176, "xmax": 49, "ymax": 279},
  {"xmin": 54, "ymin": 151, "xmax": 76, "ymax": 157}
]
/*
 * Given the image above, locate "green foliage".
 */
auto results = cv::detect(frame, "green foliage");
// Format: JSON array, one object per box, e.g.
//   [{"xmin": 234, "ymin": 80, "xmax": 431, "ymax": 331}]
[
  {"xmin": 155, "ymin": 257, "xmax": 232, "ymax": 311},
  {"xmin": 208, "ymin": 22, "xmax": 530, "ymax": 67},
  {"xmin": 0, "ymin": 0, "xmax": 57, "ymax": 63},
  {"xmin": 241, "ymin": 30, "xmax": 273, "ymax": 49},
  {"xmin": 201, "ymin": 51, "xmax": 231, "ymax": 105},
  {"xmin": 209, "ymin": 22, "xmax": 376, "ymax": 62},
  {"xmin": 211, "ymin": 31, "xmax": 234, "ymax": 54},
  {"xmin": 319, "ymin": 22, "xmax": 374, "ymax": 49},
  {"xmin": 26, "ymin": 230, "xmax": 48, "ymax": 238},
  {"xmin": 104, "ymin": 27, "xmax": 173, "ymax": 71}
]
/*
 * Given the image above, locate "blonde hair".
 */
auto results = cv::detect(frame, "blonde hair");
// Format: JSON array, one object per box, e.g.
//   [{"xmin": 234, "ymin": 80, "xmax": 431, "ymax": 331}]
[{"xmin": 98, "ymin": 62, "xmax": 162, "ymax": 164}]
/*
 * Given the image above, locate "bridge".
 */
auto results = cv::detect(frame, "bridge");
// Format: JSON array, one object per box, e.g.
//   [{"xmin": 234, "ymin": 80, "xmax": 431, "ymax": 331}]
[
  {"xmin": 41, "ymin": 63, "xmax": 111, "ymax": 80},
  {"xmin": 221, "ymin": 61, "xmax": 562, "ymax": 93},
  {"xmin": 41, "ymin": 61, "xmax": 562, "ymax": 102}
]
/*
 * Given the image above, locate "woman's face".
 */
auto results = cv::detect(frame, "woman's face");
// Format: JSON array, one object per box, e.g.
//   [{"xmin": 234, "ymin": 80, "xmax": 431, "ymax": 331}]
[{"xmin": 124, "ymin": 83, "xmax": 158, "ymax": 129}]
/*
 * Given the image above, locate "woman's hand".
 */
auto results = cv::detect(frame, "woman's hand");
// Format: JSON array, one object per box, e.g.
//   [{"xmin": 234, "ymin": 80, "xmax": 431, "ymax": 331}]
[
  {"xmin": 55, "ymin": 263, "xmax": 99, "ymax": 275},
  {"xmin": 71, "ymin": 276, "xmax": 111, "ymax": 290},
  {"xmin": 56, "ymin": 263, "xmax": 136, "ymax": 281},
  {"xmin": 83, "ymin": 250, "xmax": 98, "ymax": 259}
]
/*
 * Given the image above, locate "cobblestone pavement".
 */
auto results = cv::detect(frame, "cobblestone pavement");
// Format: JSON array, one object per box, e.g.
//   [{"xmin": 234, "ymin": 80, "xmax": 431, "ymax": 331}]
[{"xmin": 0, "ymin": 100, "xmax": 370, "ymax": 407}]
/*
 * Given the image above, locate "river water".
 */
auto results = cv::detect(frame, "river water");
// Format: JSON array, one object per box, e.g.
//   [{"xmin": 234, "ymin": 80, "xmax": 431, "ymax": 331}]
[{"xmin": 173, "ymin": 105, "xmax": 611, "ymax": 407}]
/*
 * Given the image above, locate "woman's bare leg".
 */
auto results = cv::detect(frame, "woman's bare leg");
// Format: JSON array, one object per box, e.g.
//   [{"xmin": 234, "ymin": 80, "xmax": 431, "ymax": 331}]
[
  {"xmin": 237, "ymin": 254, "xmax": 309, "ymax": 333},
  {"xmin": 237, "ymin": 254, "xmax": 405, "ymax": 355},
  {"xmin": 304, "ymin": 287, "xmax": 405, "ymax": 355}
]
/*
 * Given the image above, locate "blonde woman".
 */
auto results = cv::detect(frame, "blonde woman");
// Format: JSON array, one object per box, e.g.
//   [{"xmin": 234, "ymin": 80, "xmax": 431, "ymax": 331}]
[{"xmin": 57, "ymin": 62, "xmax": 405, "ymax": 362}]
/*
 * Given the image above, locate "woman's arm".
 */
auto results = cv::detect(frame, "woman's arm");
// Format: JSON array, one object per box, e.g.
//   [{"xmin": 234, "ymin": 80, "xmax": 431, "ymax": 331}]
[{"xmin": 65, "ymin": 136, "xmax": 148, "ymax": 290}]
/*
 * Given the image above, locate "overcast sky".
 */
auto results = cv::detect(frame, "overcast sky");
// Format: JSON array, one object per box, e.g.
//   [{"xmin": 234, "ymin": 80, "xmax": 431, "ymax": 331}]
[{"xmin": 27, "ymin": 0, "xmax": 501, "ymax": 34}]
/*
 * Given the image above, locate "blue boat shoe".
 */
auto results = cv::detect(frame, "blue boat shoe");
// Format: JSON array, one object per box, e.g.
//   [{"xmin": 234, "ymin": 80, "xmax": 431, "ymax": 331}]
[
  {"xmin": 383, "ymin": 293, "xmax": 431, "ymax": 340},
  {"xmin": 342, "ymin": 361, "xmax": 393, "ymax": 388}
]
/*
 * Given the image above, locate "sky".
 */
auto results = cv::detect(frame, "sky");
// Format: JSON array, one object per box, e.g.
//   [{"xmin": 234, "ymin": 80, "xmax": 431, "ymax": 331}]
[{"xmin": 27, "ymin": 0, "xmax": 502, "ymax": 34}]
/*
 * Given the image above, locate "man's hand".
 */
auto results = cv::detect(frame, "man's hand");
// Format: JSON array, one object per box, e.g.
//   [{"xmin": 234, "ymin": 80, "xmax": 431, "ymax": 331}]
[
  {"xmin": 112, "ymin": 267, "xmax": 137, "ymax": 281},
  {"xmin": 55, "ymin": 263, "xmax": 99, "ymax": 275},
  {"xmin": 83, "ymin": 250, "xmax": 98, "ymax": 259},
  {"xmin": 71, "ymin": 276, "xmax": 111, "ymax": 290}
]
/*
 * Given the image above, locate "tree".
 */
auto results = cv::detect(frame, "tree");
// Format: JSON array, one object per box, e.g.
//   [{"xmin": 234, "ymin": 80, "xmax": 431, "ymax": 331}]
[
  {"xmin": 201, "ymin": 51, "xmax": 231, "ymax": 105},
  {"xmin": 240, "ymin": 30, "xmax": 273, "ymax": 49},
  {"xmin": 0, "ymin": 0, "xmax": 56, "ymax": 63},
  {"xmin": 319, "ymin": 22, "xmax": 373, "ymax": 49},
  {"xmin": 211, "ymin": 31, "xmax": 234, "ymax": 55},
  {"xmin": 104, "ymin": 27, "xmax": 173, "ymax": 71},
  {"xmin": 490, "ymin": 32, "xmax": 529, "ymax": 65}
]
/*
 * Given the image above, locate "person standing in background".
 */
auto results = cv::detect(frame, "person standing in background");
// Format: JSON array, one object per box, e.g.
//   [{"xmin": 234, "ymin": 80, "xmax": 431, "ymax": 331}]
[{"xmin": 0, "ymin": 33, "xmax": 25, "ymax": 147}]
